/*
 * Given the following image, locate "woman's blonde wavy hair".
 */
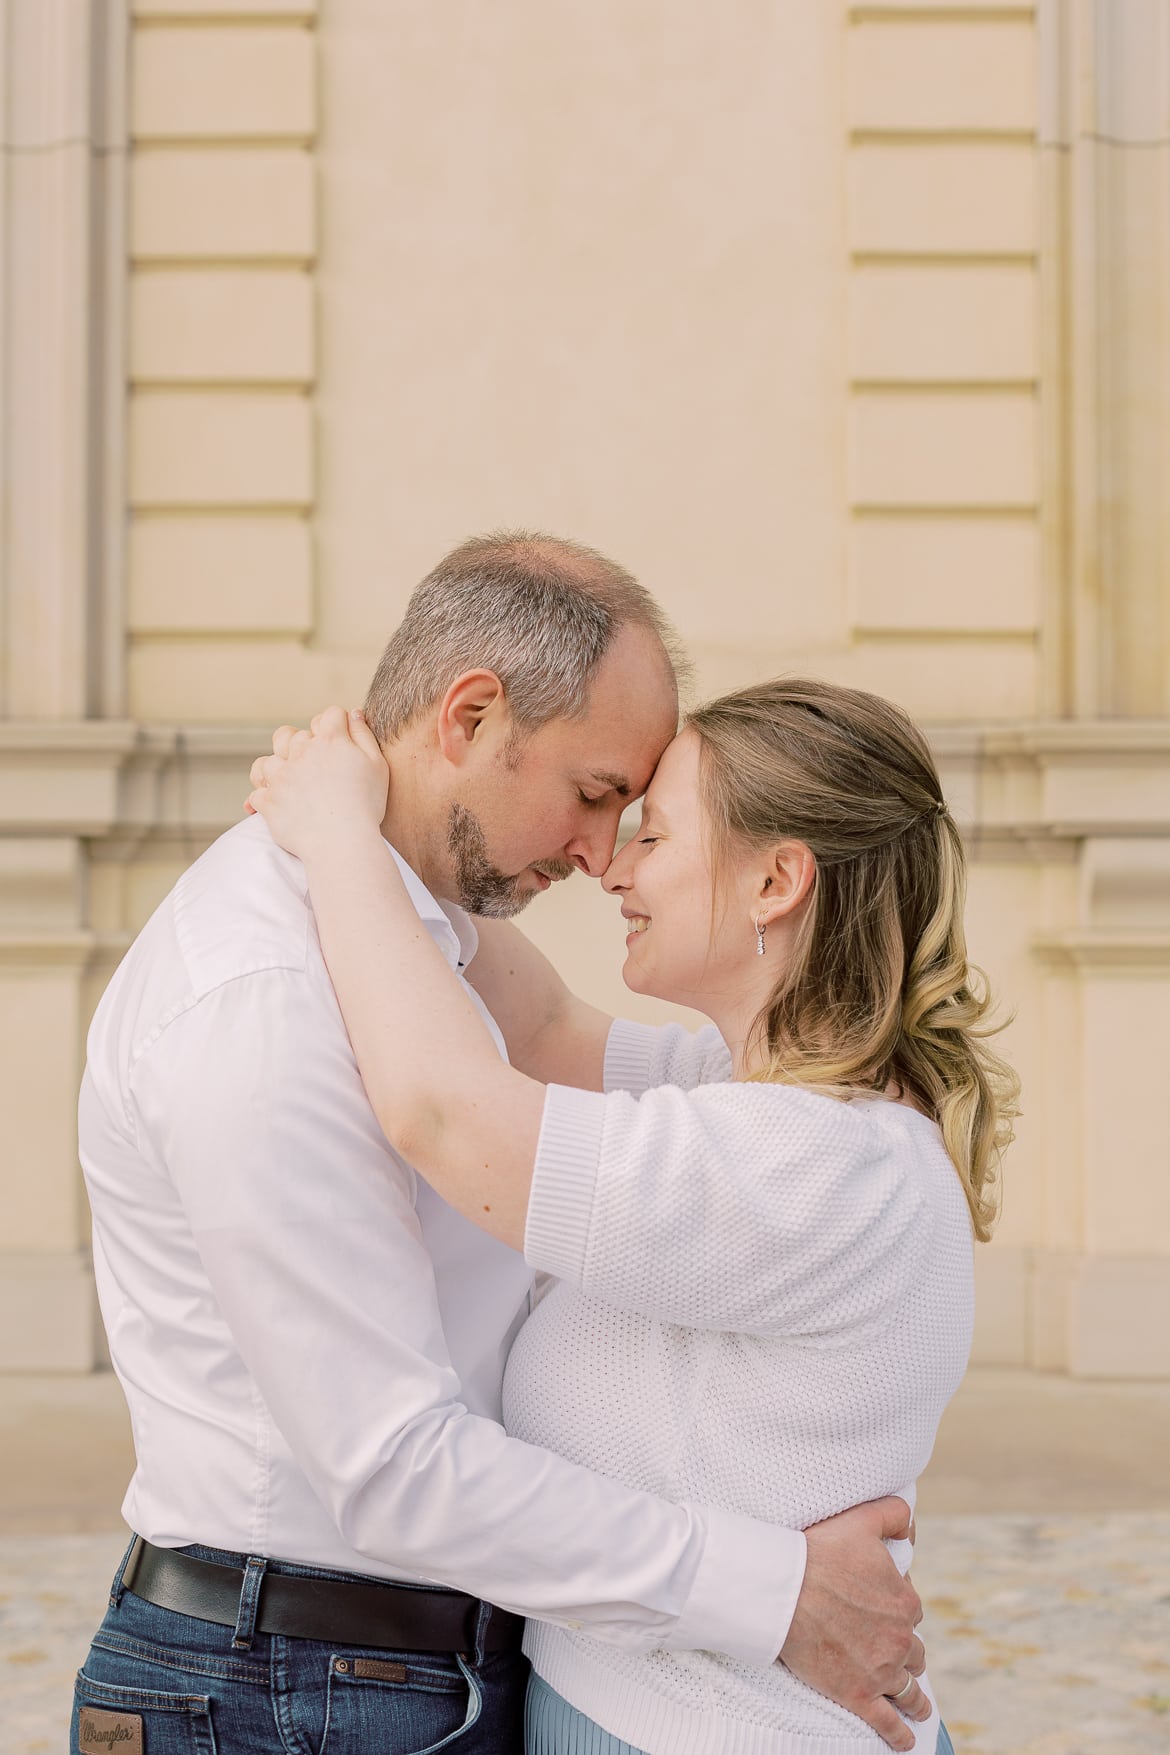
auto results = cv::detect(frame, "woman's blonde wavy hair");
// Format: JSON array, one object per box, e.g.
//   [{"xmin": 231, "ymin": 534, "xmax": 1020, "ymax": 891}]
[{"xmin": 688, "ymin": 677, "xmax": 1019, "ymax": 1242}]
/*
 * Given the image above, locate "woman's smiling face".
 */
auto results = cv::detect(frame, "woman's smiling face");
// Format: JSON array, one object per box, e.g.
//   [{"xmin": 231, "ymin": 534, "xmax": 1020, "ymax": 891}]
[{"xmin": 601, "ymin": 728, "xmax": 761, "ymax": 1015}]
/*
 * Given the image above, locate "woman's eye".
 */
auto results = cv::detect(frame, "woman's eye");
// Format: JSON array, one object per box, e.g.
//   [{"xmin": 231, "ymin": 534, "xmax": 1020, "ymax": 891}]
[{"xmin": 638, "ymin": 836, "xmax": 660, "ymax": 846}]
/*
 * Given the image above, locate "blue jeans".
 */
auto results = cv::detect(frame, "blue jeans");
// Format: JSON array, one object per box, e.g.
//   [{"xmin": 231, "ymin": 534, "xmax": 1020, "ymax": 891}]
[
  {"xmin": 72, "ymin": 1537, "xmax": 528, "ymax": 1754},
  {"xmin": 525, "ymin": 1673, "xmax": 958, "ymax": 1753}
]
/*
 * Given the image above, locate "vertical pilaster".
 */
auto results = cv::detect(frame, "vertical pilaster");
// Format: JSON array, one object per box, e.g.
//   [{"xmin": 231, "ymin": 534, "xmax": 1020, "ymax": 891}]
[
  {"xmin": 0, "ymin": 0, "xmax": 128, "ymax": 721},
  {"xmin": 0, "ymin": 1, "xmax": 129, "ymax": 1367},
  {"xmin": 1040, "ymin": 0, "xmax": 1170, "ymax": 717}
]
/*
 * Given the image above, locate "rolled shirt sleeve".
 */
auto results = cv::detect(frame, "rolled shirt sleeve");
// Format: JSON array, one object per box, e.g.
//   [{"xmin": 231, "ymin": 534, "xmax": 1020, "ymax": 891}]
[
  {"xmin": 603, "ymin": 1017, "xmax": 732, "ymax": 1095},
  {"xmin": 130, "ymin": 968, "xmax": 805, "ymax": 1665}
]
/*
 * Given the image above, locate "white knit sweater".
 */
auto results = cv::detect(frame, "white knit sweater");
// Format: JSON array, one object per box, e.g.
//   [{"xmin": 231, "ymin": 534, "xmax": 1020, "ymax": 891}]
[{"xmin": 504, "ymin": 1019, "xmax": 974, "ymax": 1755}]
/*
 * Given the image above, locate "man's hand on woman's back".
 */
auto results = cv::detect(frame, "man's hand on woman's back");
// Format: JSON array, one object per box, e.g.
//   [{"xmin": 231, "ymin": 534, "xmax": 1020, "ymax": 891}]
[{"xmin": 779, "ymin": 1497, "xmax": 929, "ymax": 1752}]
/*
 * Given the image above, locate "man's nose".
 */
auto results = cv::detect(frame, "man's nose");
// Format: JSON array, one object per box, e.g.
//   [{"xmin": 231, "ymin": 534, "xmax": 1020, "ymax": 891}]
[{"xmin": 565, "ymin": 815, "xmax": 622, "ymax": 879}]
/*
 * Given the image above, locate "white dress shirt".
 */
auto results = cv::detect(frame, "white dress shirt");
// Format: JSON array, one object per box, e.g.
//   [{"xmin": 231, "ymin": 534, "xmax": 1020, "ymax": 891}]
[{"xmin": 79, "ymin": 817, "xmax": 804, "ymax": 1661}]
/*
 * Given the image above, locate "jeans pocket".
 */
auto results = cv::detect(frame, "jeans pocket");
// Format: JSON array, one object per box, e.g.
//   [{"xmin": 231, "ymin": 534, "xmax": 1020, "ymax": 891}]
[
  {"xmin": 322, "ymin": 1650, "xmax": 483, "ymax": 1755},
  {"xmin": 73, "ymin": 1669, "xmax": 217, "ymax": 1755}
]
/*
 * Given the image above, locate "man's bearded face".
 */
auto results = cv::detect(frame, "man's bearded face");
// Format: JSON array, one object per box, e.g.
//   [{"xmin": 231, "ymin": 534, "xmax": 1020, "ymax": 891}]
[{"xmin": 446, "ymin": 802, "xmax": 574, "ymax": 919}]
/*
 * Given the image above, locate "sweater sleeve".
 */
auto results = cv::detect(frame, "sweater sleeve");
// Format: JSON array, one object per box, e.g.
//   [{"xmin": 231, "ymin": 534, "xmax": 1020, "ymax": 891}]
[
  {"xmin": 524, "ymin": 1081, "xmax": 930, "ymax": 1337},
  {"xmin": 603, "ymin": 1017, "xmax": 733, "ymax": 1095}
]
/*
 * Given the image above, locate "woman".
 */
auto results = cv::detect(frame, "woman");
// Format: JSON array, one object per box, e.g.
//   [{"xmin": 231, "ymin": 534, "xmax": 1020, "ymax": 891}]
[{"xmin": 248, "ymin": 676, "xmax": 1017, "ymax": 1755}]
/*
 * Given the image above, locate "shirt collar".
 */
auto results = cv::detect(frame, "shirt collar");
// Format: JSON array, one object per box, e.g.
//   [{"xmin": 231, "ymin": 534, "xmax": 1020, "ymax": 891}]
[{"xmin": 384, "ymin": 840, "xmax": 479, "ymax": 973}]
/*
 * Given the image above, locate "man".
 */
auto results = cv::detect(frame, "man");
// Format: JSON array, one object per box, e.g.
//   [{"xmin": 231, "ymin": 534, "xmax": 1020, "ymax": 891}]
[{"xmin": 75, "ymin": 533, "xmax": 924, "ymax": 1755}]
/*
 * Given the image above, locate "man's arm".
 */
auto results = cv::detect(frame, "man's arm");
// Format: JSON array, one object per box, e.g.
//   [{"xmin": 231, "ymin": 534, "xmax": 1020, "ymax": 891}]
[
  {"xmin": 130, "ymin": 966, "xmax": 802, "ymax": 1661},
  {"xmin": 786, "ymin": 1504, "xmax": 926, "ymax": 1751}
]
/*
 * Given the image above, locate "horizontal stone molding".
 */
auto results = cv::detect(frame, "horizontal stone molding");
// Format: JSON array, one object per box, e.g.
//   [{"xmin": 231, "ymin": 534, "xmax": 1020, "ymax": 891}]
[
  {"xmin": 135, "ymin": 2, "xmax": 317, "ymax": 17},
  {"xmin": 2, "ymin": 720, "xmax": 1165, "ymax": 851},
  {"xmin": 1032, "ymin": 930, "xmax": 1170, "ymax": 975},
  {"xmin": 851, "ymin": 4, "xmax": 1036, "ymax": 15},
  {"xmin": 930, "ymin": 721, "xmax": 1170, "ymax": 837},
  {"xmin": 0, "ymin": 930, "xmax": 98, "ymax": 970},
  {"xmin": 0, "ymin": 721, "xmax": 255, "ymax": 836}
]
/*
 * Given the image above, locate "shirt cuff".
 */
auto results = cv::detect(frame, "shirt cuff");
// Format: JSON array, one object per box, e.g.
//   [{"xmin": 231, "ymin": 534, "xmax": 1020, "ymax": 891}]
[
  {"xmin": 602, "ymin": 1018, "xmax": 659, "ymax": 1094},
  {"xmin": 523, "ymin": 1083, "xmax": 607, "ymax": 1282},
  {"xmin": 667, "ymin": 1506, "xmax": 808, "ymax": 1667}
]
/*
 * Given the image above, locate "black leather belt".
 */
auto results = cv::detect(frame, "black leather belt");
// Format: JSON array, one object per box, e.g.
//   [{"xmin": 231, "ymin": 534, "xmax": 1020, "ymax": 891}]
[{"xmin": 122, "ymin": 1537, "xmax": 524, "ymax": 1655}]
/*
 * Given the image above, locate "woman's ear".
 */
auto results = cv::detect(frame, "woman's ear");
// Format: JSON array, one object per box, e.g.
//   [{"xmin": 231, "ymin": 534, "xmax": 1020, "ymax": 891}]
[
  {"xmin": 435, "ymin": 670, "xmax": 507, "ymax": 766},
  {"xmin": 755, "ymin": 841, "xmax": 815, "ymax": 927}
]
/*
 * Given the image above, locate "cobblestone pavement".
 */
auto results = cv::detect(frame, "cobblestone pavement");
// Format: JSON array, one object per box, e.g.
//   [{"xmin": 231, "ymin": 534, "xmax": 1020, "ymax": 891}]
[{"xmin": 3, "ymin": 1514, "xmax": 1168, "ymax": 1754}]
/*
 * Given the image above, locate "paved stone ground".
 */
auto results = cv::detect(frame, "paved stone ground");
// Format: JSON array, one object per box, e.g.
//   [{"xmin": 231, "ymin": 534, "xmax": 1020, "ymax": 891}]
[
  {"xmin": 5, "ymin": 1516, "xmax": 1169, "ymax": 1753},
  {"xmin": 913, "ymin": 1512, "xmax": 1170, "ymax": 1754}
]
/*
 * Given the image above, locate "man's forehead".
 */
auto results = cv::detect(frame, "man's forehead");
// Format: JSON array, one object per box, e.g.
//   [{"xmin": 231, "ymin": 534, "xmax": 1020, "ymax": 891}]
[{"xmin": 585, "ymin": 736, "xmax": 668, "ymax": 801}]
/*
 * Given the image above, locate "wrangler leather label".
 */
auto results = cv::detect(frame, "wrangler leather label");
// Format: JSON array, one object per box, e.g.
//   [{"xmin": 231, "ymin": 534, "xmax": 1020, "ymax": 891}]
[
  {"xmin": 78, "ymin": 1707, "xmax": 144, "ymax": 1752},
  {"xmin": 353, "ymin": 1657, "xmax": 408, "ymax": 1682}
]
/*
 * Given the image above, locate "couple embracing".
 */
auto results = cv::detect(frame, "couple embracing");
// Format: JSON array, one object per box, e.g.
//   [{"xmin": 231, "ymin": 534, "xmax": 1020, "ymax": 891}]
[{"xmin": 75, "ymin": 532, "xmax": 1015, "ymax": 1755}]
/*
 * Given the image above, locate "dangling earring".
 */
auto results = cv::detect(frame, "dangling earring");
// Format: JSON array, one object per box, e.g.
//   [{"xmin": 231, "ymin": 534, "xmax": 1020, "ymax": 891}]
[{"xmin": 755, "ymin": 914, "xmax": 767, "ymax": 956}]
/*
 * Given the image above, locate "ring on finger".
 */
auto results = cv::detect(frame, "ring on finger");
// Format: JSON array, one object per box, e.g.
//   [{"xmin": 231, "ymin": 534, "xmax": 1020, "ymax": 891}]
[{"xmin": 888, "ymin": 1672, "xmax": 915, "ymax": 1703}]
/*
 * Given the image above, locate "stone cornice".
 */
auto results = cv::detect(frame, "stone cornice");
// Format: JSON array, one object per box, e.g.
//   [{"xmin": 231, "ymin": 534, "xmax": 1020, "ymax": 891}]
[
  {"xmin": 0, "ymin": 719, "xmax": 1167, "ymax": 847},
  {"xmin": 0, "ymin": 929, "xmax": 97, "ymax": 969},
  {"xmin": 1033, "ymin": 930, "xmax": 1170, "ymax": 975},
  {"xmin": 931, "ymin": 722, "xmax": 1170, "ymax": 758},
  {"xmin": 929, "ymin": 721, "xmax": 1170, "ymax": 841},
  {"xmin": 0, "ymin": 721, "xmax": 260, "ymax": 837}
]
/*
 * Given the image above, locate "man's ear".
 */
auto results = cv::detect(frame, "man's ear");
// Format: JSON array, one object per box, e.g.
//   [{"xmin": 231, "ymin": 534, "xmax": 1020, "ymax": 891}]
[
  {"xmin": 755, "ymin": 840, "xmax": 816, "ymax": 928},
  {"xmin": 435, "ymin": 671, "xmax": 507, "ymax": 767}
]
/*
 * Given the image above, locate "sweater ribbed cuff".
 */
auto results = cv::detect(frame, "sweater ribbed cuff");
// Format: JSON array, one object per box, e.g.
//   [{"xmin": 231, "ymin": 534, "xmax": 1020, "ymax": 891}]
[
  {"xmin": 602, "ymin": 1018, "xmax": 659, "ymax": 1094},
  {"xmin": 668, "ymin": 1507, "xmax": 808, "ymax": 1668},
  {"xmin": 524, "ymin": 1085, "xmax": 608, "ymax": 1283}
]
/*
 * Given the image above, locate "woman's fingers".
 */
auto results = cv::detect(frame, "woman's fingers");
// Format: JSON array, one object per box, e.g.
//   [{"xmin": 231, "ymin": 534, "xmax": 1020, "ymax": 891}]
[
  {"xmin": 244, "ymin": 706, "xmax": 389, "ymax": 851},
  {"xmin": 271, "ymin": 724, "xmax": 301, "ymax": 759},
  {"xmin": 270, "ymin": 709, "xmax": 359, "ymax": 765},
  {"xmin": 310, "ymin": 705, "xmax": 351, "ymax": 739},
  {"xmin": 348, "ymin": 710, "xmax": 385, "ymax": 764}
]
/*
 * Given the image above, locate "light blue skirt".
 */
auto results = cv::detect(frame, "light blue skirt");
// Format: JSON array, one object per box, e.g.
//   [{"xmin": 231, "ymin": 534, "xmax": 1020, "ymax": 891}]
[{"xmin": 524, "ymin": 1673, "xmax": 957, "ymax": 1754}]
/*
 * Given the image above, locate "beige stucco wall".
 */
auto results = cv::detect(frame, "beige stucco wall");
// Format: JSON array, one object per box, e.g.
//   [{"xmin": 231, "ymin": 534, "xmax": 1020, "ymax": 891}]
[{"xmin": 1, "ymin": 0, "xmax": 1168, "ymax": 1376}]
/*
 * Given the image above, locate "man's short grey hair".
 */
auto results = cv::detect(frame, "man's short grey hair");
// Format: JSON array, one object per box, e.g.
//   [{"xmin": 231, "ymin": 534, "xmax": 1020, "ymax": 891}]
[{"xmin": 364, "ymin": 530, "xmax": 691, "ymax": 741}]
